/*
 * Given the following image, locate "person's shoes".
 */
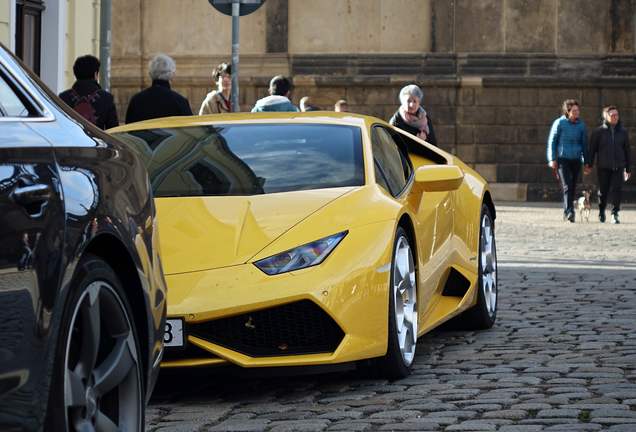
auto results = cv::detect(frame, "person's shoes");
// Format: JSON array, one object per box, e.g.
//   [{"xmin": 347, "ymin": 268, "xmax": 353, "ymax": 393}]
[
  {"xmin": 566, "ymin": 211, "xmax": 575, "ymax": 223},
  {"xmin": 611, "ymin": 213, "xmax": 620, "ymax": 224},
  {"xmin": 599, "ymin": 211, "xmax": 606, "ymax": 223}
]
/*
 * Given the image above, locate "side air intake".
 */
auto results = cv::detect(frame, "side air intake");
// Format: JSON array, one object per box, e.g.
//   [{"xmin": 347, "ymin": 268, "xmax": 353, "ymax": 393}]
[{"xmin": 441, "ymin": 267, "xmax": 471, "ymax": 297}]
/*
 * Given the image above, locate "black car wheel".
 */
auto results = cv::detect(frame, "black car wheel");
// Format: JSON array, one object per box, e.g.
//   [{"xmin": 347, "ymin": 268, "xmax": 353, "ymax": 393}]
[{"xmin": 46, "ymin": 254, "xmax": 144, "ymax": 431}]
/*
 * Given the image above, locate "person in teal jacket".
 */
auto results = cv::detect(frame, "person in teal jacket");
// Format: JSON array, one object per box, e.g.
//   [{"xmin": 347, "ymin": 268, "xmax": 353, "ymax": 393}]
[
  {"xmin": 251, "ymin": 75, "xmax": 299, "ymax": 112},
  {"xmin": 547, "ymin": 99, "xmax": 589, "ymax": 222}
]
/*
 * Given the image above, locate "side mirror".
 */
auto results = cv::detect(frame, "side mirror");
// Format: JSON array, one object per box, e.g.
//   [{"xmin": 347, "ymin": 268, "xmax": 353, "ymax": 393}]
[{"xmin": 415, "ymin": 165, "xmax": 464, "ymax": 192}]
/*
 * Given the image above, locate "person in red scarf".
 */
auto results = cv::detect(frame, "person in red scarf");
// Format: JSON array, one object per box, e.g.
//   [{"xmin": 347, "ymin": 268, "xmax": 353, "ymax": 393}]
[
  {"xmin": 389, "ymin": 84, "xmax": 437, "ymax": 146},
  {"xmin": 199, "ymin": 62, "xmax": 234, "ymax": 114}
]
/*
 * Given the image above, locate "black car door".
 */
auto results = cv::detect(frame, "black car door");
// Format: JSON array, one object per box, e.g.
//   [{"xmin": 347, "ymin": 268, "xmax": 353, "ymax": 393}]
[{"xmin": 0, "ymin": 61, "xmax": 65, "ymax": 427}]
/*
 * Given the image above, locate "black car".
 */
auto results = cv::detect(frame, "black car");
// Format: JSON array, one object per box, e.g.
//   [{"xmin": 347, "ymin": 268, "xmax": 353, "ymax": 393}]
[{"xmin": 0, "ymin": 45, "xmax": 166, "ymax": 430}]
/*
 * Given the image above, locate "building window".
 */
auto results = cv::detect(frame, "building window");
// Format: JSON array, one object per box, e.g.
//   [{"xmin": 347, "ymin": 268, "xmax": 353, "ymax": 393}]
[{"xmin": 15, "ymin": 0, "xmax": 45, "ymax": 76}]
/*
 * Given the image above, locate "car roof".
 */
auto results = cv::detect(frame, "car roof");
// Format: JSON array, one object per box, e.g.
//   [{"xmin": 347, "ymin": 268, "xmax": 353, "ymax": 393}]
[{"xmin": 109, "ymin": 111, "xmax": 384, "ymax": 133}]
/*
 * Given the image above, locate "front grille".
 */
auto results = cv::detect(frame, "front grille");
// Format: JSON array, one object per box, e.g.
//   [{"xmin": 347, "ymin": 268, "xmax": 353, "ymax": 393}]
[{"xmin": 189, "ymin": 300, "xmax": 344, "ymax": 357}]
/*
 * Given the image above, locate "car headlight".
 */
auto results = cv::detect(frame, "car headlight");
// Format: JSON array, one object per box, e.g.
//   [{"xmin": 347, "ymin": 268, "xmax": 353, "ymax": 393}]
[{"xmin": 254, "ymin": 231, "xmax": 348, "ymax": 275}]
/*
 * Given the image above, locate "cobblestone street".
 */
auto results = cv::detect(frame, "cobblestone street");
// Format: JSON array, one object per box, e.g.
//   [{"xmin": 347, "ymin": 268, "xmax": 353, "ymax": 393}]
[{"xmin": 147, "ymin": 203, "xmax": 636, "ymax": 432}]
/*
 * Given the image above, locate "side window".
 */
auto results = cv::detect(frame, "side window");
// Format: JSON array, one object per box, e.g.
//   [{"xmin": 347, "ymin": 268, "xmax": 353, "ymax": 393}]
[
  {"xmin": 0, "ymin": 74, "xmax": 29, "ymax": 117},
  {"xmin": 391, "ymin": 132, "xmax": 413, "ymax": 180},
  {"xmin": 374, "ymin": 160, "xmax": 391, "ymax": 193},
  {"xmin": 372, "ymin": 126, "xmax": 412, "ymax": 196},
  {"xmin": 393, "ymin": 128, "xmax": 449, "ymax": 165}
]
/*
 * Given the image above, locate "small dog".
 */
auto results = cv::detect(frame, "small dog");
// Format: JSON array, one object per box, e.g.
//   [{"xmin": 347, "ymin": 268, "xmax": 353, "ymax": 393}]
[{"xmin": 577, "ymin": 190, "xmax": 591, "ymax": 222}]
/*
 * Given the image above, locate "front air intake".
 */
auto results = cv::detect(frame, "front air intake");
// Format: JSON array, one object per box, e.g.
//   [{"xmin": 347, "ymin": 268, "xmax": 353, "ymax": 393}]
[{"xmin": 189, "ymin": 300, "xmax": 344, "ymax": 357}]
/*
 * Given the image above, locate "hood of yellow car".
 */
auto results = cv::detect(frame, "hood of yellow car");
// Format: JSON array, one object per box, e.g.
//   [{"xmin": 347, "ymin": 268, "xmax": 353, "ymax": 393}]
[{"xmin": 156, "ymin": 187, "xmax": 355, "ymax": 275}]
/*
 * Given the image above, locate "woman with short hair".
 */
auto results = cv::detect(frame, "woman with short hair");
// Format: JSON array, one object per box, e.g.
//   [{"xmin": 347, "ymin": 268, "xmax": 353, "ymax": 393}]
[
  {"xmin": 389, "ymin": 84, "xmax": 437, "ymax": 146},
  {"xmin": 199, "ymin": 62, "xmax": 234, "ymax": 114},
  {"xmin": 546, "ymin": 99, "xmax": 589, "ymax": 222}
]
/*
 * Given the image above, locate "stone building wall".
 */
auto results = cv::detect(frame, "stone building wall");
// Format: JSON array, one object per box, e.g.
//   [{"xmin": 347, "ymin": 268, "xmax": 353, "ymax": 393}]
[
  {"xmin": 0, "ymin": 2, "xmax": 11, "ymax": 48},
  {"xmin": 110, "ymin": 0, "xmax": 636, "ymax": 201}
]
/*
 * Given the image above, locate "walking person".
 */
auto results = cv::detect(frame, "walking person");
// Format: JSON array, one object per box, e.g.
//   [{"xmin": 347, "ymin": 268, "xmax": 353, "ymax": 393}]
[
  {"xmin": 125, "ymin": 53, "xmax": 192, "ymax": 123},
  {"xmin": 251, "ymin": 75, "xmax": 298, "ymax": 112},
  {"xmin": 547, "ymin": 99, "xmax": 589, "ymax": 223},
  {"xmin": 199, "ymin": 62, "xmax": 233, "ymax": 114},
  {"xmin": 586, "ymin": 105, "xmax": 632, "ymax": 223},
  {"xmin": 389, "ymin": 84, "xmax": 437, "ymax": 146},
  {"xmin": 59, "ymin": 55, "xmax": 118, "ymax": 129}
]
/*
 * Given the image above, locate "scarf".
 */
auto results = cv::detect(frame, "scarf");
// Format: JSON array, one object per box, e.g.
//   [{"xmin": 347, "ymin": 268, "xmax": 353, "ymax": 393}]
[
  {"xmin": 215, "ymin": 91, "xmax": 231, "ymax": 113},
  {"xmin": 399, "ymin": 106, "xmax": 429, "ymax": 139}
]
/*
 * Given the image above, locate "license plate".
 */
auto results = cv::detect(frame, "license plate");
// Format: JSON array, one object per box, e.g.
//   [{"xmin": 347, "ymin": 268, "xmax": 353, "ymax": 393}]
[{"xmin": 164, "ymin": 318, "xmax": 184, "ymax": 347}]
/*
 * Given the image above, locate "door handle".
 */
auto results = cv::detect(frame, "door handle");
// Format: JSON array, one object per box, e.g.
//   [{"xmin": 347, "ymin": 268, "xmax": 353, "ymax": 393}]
[
  {"xmin": 11, "ymin": 184, "xmax": 51, "ymax": 203},
  {"xmin": 11, "ymin": 184, "xmax": 51, "ymax": 217}
]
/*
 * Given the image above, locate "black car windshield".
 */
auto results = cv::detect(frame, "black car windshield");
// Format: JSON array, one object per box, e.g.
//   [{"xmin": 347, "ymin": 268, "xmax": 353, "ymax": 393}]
[{"xmin": 113, "ymin": 123, "xmax": 364, "ymax": 197}]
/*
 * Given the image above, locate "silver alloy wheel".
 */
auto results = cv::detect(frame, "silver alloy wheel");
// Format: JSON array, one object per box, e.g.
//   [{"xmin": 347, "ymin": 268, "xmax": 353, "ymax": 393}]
[
  {"xmin": 63, "ymin": 281, "xmax": 141, "ymax": 431},
  {"xmin": 392, "ymin": 235, "xmax": 417, "ymax": 366},
  {"xmin": 480, "ymin": 213, "xmax": 497, "ymax": 318}
]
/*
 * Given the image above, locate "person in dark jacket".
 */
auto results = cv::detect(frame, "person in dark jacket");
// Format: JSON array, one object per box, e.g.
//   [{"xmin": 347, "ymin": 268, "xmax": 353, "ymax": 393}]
[
  {"xmin": 586, "ymin": 105, "xmax": 632, "ymax": 223},
  {"xmin": 59, "ymin": 55, "xmax": 118, "ymax": 129},
  {"xmin": 389, "ymin": 84, "xmax": 437, "ymax": 146},
  {"xmin": 547, "ymin": 99, "xmax": 589, "ymax": 222},
  {"xmin": 125, "ymin": 53, "xmax": 192, "ymax": 123}
]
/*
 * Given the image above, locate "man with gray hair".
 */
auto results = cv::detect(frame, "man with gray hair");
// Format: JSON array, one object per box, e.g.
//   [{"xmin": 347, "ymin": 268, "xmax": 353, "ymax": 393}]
[{"xmin": 125, "ymin": 53, "xmax": 192, "ymax": 123}]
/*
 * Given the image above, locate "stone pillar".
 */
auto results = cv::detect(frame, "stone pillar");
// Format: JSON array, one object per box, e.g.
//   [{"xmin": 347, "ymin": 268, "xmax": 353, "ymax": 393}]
[
  {"xmin": 431, "ymin": 0, "xmax": 454, "ymax": 52},
  {"xmin": 111, "ymin": 0, "xmax": 144, "ymax": 118},
  {"xmin": 609, "ymin": 0, "xmax": 634, "ymax": 52},
  {"xmin": 266, "ymin": 0, "xmax": 287, "ymax": 53}
]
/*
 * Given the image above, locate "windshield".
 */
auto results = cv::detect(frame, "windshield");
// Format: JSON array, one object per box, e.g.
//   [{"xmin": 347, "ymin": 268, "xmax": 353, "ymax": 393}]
[{"xmin": 113, "ymin": 123, "xmax": 364, "ymax": 197}]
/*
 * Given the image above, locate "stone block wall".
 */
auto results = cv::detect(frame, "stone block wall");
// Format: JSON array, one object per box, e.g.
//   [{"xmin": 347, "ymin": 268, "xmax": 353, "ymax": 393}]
[
  {"xmin": 453, "ymin": 83, "xmax": 636, "ymax": 202},
  {"xmin": 111, "ymin": 70, "xmax": 636, "ymax": 203},
  {"xmin": 110, "ymin": 0, "xmax": 636, "ymax": 202}
]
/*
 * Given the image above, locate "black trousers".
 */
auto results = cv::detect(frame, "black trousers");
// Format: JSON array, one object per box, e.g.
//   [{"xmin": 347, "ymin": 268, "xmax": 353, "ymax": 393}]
[
  {"xmin": 597, "ymin": 168, "xmax": 624, "ymax": 214},
  {"xmin": 557, "ymin": 159, "xmax": 581, "ymax": 215}
]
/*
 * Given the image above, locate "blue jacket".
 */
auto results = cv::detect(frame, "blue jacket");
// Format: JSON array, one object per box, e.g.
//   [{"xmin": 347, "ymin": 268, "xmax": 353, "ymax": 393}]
[
  {"xmin": 251, "ymin": 95, "xmax": 299, "ymax": 112},
  {"xmin": 547, "ymin": 115, "xmax": 588, "ymax": 163}
]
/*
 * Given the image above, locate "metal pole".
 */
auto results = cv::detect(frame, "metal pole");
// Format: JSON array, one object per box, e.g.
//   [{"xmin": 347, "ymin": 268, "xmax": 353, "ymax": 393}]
[
  {"xmin": 99, "ymin": 0, "xmax": 112, "ymax": 91},
  {"xmin": 230, "ymin": 0, "xmax": 240, "ymax": 112}
]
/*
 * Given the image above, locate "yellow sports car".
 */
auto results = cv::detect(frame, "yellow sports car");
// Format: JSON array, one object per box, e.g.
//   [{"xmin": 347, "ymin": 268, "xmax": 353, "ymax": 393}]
[{"xmin": 111, "ymin": 112, "xmax": 497, "ymax": 378}]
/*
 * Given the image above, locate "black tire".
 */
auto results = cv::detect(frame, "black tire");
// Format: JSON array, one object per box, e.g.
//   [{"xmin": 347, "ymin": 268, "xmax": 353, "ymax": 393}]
[
  {"xmin": 45, "ymin": 254, "xmax": 145, "ymax": 431},
  {"xmin": 377, "ymin": 227, "xmax": 417, "ymax": 380},
  {"xmin": 458, "ymin": 204, "xmax": 498, "ymax": 329}
]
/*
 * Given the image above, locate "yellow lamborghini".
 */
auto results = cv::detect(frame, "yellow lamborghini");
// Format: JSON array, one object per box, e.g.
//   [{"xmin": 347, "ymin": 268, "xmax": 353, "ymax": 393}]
[{"xmin": 111, "ymin": 112, "xmax": 497, "ymax": 378}]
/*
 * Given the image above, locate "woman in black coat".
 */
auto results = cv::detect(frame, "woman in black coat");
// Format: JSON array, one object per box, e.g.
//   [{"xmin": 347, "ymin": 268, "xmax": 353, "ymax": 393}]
[{"xmin": 389, "ymin": 84, "xmax": 436, "ymax": 146}]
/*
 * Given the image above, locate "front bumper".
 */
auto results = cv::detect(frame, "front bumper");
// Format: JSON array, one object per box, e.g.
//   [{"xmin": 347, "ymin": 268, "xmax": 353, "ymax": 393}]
[{"xmin": 162, "ymin": 220, "xmax": 396, "ymax": 368}]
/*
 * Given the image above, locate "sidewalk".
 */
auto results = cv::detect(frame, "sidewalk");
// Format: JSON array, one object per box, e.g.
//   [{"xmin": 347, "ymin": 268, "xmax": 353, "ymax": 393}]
[{"xmin": 496, "ymin": 202, "xmax": 636, "ymax": 270}]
